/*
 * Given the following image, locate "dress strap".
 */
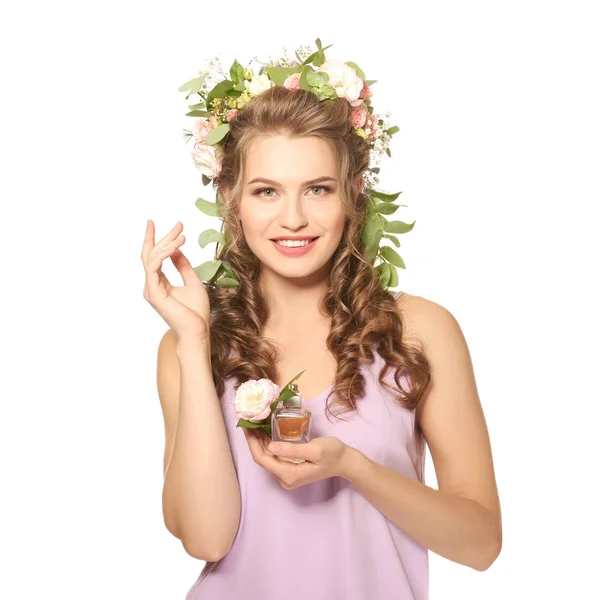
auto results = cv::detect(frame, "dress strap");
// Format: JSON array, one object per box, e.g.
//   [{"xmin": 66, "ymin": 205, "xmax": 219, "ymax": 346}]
[{"xmin": 393, "ymin": 290, "xmax": 405, "ymax": 300}]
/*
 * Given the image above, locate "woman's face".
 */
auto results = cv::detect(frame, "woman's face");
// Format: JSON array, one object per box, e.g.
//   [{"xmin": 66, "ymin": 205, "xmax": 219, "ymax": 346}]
[{"xmin": 237, "ymin": 134, "xmax": 348, "ymax": 283}]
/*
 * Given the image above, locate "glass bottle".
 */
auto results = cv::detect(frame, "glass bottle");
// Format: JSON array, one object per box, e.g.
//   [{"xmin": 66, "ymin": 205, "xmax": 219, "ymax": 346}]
[{"xmin": 271, "ymin": 382, "xmax": 312, "ymax": 464}]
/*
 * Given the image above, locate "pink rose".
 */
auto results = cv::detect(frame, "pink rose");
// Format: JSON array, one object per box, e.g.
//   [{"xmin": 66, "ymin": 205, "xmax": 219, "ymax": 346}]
[
  {"xmin": 227, "ymin": 108, "xmax": 239, "ymax": 121},
  {"xmin": 233, "ymin": 378, "xmax": 282, "ymax": 422},
  {"xmin": 359, "ymin": 81, "xmax": 373, "ymax": 99},
  {"xmin": 350, "ymin": 109, "xmax": 367, "ymax": 129},
  {"xmin": 348, "ymin": 98, "xmax": 364, "ymax": 107},
  {"xmin": 191, "ymin": 141, "xmax": 222, "ymax": 179},
  {"xmin": 192, "ymin": 119, "xmax": 214, "ymax": 144},
  {"xmin": 283, "ymin": 72, "xmax": 301, "ymax": 91},
  {"xmin": 364, "ymin": 114, "xmax": 379, "ymax": 139}
]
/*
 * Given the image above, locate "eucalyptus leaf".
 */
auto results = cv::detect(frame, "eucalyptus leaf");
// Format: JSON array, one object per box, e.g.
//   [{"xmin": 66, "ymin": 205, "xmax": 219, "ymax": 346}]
[
  {"xmin": 178, "ymin": 75, "xmax": 205, "ymax": 95},
  {"xmin": 374, "ymin": 203, "xmax": 400, "ymax": 215},
  {"xmin": 385, "ymin": 148, "xmax": 391, "ymax": 158},
  {"xmin": 234, "ymin": 81, "xmax": 246, "ymax": 92},
  {"xmin": 188, "ymin": 102, "xmax": 206, "ymax": 110},
  {"xmin": 198, "ymin": 229, "xmax": 225, "ymax": 248},
  {"xmin": 195, "ymin": 197, "xmax": 220, "ymax": 217},
  {"xmin": 372, "ymin": 190, "xmax": 402, "ymax": 202},
  {"xmin": 193, "ymin": 260, "xmax": 222, "ymax": 282},
  {"xmin": 186, "ymin": 110, "xmax": 211, "ymax": 118},
  {"xmin": 266, "ymin": 66, "xmax": 300, "ymax": 86},
  {"xmin": 376, "ymin": 262, "xmax": 391, "ymax": 287},
  {"xmin": 205, "ymin": 123, "xmax": 230, "ymax": 145},
  {"xmin": 384, "ymin": 220, "xmax": 416, "ymax": 234},
  {"xmin": 381, "ymin": 246, "xmax": 406, "ymax": 269},
  {"xmin": 383, "ymin": 234, "xmax": 401, "ymax": 247},
  {"xmin": 215, "ymin": 277, "xmax": 240, "ymax": 288},
  {"xmin": 387, "ymin": 126, "xmax": 400, "ymax": 136},
  {"xmin": 345, "ymin": 61, "xmax": 366, "ymax": 81},
  {"xmin": 298, "ymin": 65, "xmax": 313, "ymax": 91},
  {"xmin": 202, "ymin": 174, "xmax": 212, "ymax": 186},
  {"xmin": 362, "ymin": 211, "xmax": 381, "ymax": 246},
  {"xmin": 388, "ymin": 265, "xmax": 399, "ymax": 288}
]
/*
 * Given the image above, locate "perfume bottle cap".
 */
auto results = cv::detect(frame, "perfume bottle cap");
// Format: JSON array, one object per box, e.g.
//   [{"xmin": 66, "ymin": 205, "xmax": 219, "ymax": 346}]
[{"xmin": 283, "ymin": 382, "xmax": 302, "ymax": 407}]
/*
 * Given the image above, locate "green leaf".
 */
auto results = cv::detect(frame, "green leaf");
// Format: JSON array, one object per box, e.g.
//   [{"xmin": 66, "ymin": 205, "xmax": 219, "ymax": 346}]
[
  {"xmin": 206, "ymin": 80, "xmax": 235, "ymax": 107},
  {"xmin": 233, "ymin": 80, "xmax": 246, "ymax": 92},
  {"xmin": 387, "ymin": 126, "xmax": 400, "ymax": 136},
  {"xmin": 381, "ymin": 246, "xmax": 406, "ymax": 269},
  {"xmin": 237, "ymin": 418, "xmax": 262, "ymax": 429},
  {"xmin": 215, "ymin": 276, "xmax": 240, "ymax": 288},
  {"xmin": 361, "ymin": 211, "xmax": 381, "ymax": 247},
  {"xmin": 376, "ymin": 262, "xmax": 391, "ymax": 287},
  {"xmin": 384, "ymin": 220, "xmax": 416, "ymax": 234},
  {"xmin": 205, "ymin": 123, "xmax": 230, "ymax": 145},
  {"xmin": 230, "ymin": 59, "xmax": 245, "ymax": 84},
  {"xmin": 188, "ymin": 102, "xmax": 206, "ymax": 110},
  {"xmin": 385, "ymin": 148, "xmax": 392, "ymax": 158},
  {"xmin": 374, "ymin": 203, "xmax": 400, "ymax": 215},
  {"xmin": 178, "ymin": 75, "xmax": 205, "ymax": 95},
  {"xmin": 221, "ymin": 260, "xmax": 236, "ymax": 278},
  {"xmin": 383, "ymin": 234, "xmax": 400, "ymax": 247},
  {"xmin": 195, "ymin": 197, "xmax": 220, "ymax": 217},
  {"xmin": 266, "ymin": 66, "xmax": 300, "ymax": 86},
  {"xmin": 185, "ymin": 109, "xmax": 211, "ymax": 118},
  {"xmin": 365, "ymin": 79, "xmax": 377, "ymax": 86},
  {"xmin": 193, "ymin": 260, "xmax": 222, "ymax": 282},
  {"xmin": 202, "ymin": 174, "xmax": 212, "ymax": 186},
  {"xmin": 306, "ymin": 70, "xmax": 329, "ymax": 88},
  {"xmin": 298, "ymin": 65, "xmax": 313, "ymax": 91},
  {"xmin": 345, "ymin": 61, "xmax": 366, "ymax": 81},
  {"xmin": 372, "ymin": 190, "xmax": 402, "ymax": 202},
  {"xmin": 198, "ymin": 228, "xmax": 225, "ymax": 248},
  {"xmin": 388, "ymin": 264, "xmax": 399, "ymax": 288}
]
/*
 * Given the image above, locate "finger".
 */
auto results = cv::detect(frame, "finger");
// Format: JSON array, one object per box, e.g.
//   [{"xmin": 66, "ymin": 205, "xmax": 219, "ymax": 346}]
[
  {"xmin": 144, "ymin": 238, "xmax": 181, "ymax": 294},
  {"xmin": 169, "ymin": 246, "xmax": 202, "ymax": 287},
  {"xmin": 142, "ymin": 220, "xmax": 183, "ymax": 264}
]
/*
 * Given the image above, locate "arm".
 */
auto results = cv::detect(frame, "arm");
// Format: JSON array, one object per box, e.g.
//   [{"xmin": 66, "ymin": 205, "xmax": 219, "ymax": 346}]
[
  {"xmin": 339, "ymin": 295, "xmax": 502, "ymax": 571},
  {"xmin": 157, "ymin": 329, "xmax": 241, "ymax": 561}
]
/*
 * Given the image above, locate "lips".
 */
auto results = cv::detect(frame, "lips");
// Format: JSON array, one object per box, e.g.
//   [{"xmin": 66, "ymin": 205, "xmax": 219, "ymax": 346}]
[{"xmin": 272, "ymin": 237, "xmax": 319, "ymax": 243}]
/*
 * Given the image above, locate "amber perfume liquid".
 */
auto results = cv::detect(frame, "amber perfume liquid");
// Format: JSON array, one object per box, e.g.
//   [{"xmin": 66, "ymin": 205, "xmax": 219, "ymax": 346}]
[{"xmin": 271, "ymin": 383, "xmax": 312, "ymax": 464}]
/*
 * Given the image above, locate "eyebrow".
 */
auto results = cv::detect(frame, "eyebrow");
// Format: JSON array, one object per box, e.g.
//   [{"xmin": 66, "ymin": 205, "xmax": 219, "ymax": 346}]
[{"xmin": 247, "ymin": 176, "xmax": 337, "ymax": 187}]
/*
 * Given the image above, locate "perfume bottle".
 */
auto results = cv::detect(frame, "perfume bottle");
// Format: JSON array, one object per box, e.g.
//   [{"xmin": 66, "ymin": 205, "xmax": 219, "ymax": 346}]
[{"xmin": 271, "ymin": 383, "xmax": 312, "ymax": 464}]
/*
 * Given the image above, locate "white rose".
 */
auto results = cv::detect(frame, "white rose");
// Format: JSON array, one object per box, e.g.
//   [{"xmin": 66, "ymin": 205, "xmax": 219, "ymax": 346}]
[
  {"xmin": 191, "ymin": 142, "xmax": 222, "ymax": 179},
  {"xmin": 316, "ymin": 59, "xmax": 364, "ymax": 103},
  {"xmin": 245, "ymin": 73, "xmax": 273, "ymax": 96}
]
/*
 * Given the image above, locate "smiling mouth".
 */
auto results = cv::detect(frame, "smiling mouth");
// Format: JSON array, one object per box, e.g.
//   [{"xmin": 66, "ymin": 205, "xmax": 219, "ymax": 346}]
[{"xmin": 272, "ymin": 237, "xmax": 319, "ymax": 245}]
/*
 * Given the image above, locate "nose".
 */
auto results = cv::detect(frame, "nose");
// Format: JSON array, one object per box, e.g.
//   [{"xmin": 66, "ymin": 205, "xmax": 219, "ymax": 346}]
[{"xmin": 277, "ymin": 194, "xmax": 309, "ymax": 229}]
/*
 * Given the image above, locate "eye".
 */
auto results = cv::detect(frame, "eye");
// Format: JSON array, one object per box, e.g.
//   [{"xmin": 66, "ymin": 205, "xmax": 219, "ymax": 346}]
[
  {"xmin": 254, "ymin": 187, "xmax": 276, "ymax": 197},
  {"xmin": 253, "ymin": 185, "xmax": 333, "ymax": 197},
  {"xmin": 310, "ymin": 185, "xmax": 332, "ymax": 195}
]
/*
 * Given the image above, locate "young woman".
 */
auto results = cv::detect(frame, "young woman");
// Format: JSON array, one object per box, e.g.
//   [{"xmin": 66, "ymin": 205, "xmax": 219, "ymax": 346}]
[{"xmin": 141, "ymin": 83, "xmax": 502, "ymax": 599}]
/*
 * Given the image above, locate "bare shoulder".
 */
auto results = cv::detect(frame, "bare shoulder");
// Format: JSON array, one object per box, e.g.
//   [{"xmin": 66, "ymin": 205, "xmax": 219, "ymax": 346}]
[{"xmin": 390, "ymin": 290, "xmax": 502, "ymax": 560}]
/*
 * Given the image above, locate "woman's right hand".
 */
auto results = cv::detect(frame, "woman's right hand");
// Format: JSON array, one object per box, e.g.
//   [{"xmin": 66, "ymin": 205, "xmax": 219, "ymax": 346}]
[{"xmin": 141, "ymin": 220, "xmax": 211, "ymax": 343}]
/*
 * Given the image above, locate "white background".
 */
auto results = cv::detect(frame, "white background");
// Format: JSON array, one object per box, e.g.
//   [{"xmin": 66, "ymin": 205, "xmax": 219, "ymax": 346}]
[{"xmin": 1, "ymin": 1, "xmax": 588, "ymax": 598}]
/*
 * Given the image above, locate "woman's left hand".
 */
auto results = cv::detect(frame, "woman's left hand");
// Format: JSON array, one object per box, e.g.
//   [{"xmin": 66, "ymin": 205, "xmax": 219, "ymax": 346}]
[{"xmin": 242, "ymin": 427, "xmax": 349, "ymax": 489}]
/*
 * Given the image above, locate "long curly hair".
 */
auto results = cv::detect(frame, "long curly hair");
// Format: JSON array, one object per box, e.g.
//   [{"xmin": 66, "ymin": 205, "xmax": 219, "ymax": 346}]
[{"xmin": 204, "ymin": 85, "xmax": 431, "ymax": 423}]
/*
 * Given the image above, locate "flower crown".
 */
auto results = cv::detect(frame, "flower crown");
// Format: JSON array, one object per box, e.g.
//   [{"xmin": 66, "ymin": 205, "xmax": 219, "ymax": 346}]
[{"xmin": 179, "ymin": 39, "xmax": 415, "ymax": 291}]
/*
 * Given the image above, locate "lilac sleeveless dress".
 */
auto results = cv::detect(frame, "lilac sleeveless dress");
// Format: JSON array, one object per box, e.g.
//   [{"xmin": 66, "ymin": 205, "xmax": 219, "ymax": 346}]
[{"xmin": 185, "ymin": 291, "xmax": 428, "ymax": 600}]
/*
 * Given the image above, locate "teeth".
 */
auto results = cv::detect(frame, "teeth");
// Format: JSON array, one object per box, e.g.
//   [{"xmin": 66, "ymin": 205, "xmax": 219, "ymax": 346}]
[{"xmin": 276, "ymin": 239, "xmax": 313, "ymax": 247}]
